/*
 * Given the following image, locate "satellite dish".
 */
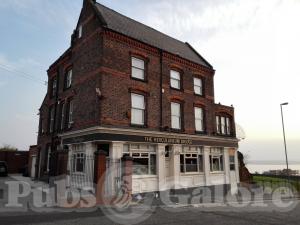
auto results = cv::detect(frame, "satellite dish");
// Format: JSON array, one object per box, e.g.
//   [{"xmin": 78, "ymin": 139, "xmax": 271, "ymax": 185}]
[{"xmin": 235, "ymin": 123, "xmax": 246, "ymax": 141}]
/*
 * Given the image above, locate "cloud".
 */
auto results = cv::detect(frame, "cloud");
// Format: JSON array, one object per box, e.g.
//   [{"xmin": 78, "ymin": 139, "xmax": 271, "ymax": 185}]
[
  {"xmin": 0, "ymin": 81, "xmax": 7, "ymax": 88},
  {"xmin": 124, "ymin": 0, "xmax": 300, "ymax": 160},
  {"xmin": 0, "ymin": 0, "xmax": 81, "ymax": 35}
]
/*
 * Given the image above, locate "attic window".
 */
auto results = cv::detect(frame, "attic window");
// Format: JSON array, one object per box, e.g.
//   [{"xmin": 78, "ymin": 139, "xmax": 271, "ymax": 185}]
[{"xmin": 78, "ymin": 25, "xmax": 82, "ymax": 38}]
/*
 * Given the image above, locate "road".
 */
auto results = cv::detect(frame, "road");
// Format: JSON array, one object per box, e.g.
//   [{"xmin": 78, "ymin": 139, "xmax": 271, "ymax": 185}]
[{"xmin": 1, "ymin": 176, "xmax": 300, "ymax": 225}]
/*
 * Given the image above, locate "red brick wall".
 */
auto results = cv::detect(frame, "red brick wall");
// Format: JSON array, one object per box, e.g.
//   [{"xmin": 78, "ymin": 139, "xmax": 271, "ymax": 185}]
[
  {"xmin": 0, "ymin": 151, "xmax": 28, "ymax": 174},
  {"xmin": 36, "ymin": 0, "xmax": 236, "ymax": 176},
  {"xmin": 37, "ymin": 0, "xmax": 104, "ymax": 177},
  {"xmin": 98, "ymin": 31, "xmax": 230, "ymax": 136}
]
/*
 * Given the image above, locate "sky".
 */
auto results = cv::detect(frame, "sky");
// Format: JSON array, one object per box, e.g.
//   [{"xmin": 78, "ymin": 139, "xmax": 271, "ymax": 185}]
[{"xmin": 0, "ymin": 0, "xmax": 299, "ymax": 163}]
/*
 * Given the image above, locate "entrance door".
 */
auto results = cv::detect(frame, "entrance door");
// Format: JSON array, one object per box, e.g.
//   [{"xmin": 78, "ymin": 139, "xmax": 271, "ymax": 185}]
[{"xmin": 31, "ymin": 156, "xmax": 37, "ymax": 178}]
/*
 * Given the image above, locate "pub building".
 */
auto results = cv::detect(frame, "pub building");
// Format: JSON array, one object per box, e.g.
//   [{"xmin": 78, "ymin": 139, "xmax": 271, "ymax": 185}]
[{"xmin": 36, "ymin": 0, "xmax": 240, "ymax": 197}]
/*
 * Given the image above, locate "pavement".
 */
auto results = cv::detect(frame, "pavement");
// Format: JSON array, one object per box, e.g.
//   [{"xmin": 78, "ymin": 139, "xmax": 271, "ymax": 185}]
[{"xmin": 1, "ymin": 175, "xmax": 300, "ymax": 225}]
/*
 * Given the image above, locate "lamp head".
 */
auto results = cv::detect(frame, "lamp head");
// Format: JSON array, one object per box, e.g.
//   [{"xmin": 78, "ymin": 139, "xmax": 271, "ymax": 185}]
[{"xmin": 281, "ymin": 102, "xmax": 288, "ymax": 106}]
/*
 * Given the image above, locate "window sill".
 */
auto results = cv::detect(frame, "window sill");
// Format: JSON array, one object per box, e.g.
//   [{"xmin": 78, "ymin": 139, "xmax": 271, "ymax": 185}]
[
  {"xmin": 71, "ymin": 172, "xmax": 86, "ymax": 175},
  {"xmin": 132, "ymin": 174, "xmax": 157, "ymax": 179},
  {"xmin": 130, "ymin": 124, "xmax": 148, "ymax": 129},
  {"xmin": 210, "ymin": 171, "xmax": 225, "ymax": 174},
  {"xmin": 63, "ymin": 86, "xmax": 72, "ymax": 91},
  {"xmin": 131, "ymin": 76, "xmax": 147, "ymax": 83},
  {"xmin": 170, "ymin": 128, "xmax": 185, "ymax": 133},
  {"xmin": 194, "ymin": 93, "xmax": 205, "ymax": 98},
  {"xmin": 215, "ymin": 134, "xmax": 234, "ymax": 138},
  {"xmin": 180, "ymin": 172, "xmax": 204, "ymax": 176},
  {"xmin": 170, "ymin": 86, "xmax": 184, "ymax": 92}
]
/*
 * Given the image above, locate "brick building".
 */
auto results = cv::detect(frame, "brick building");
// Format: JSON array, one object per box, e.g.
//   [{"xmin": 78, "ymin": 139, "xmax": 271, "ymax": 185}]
[{"xmin": 36, "ymin": 0, "xmax": 239, "ymax": 195}]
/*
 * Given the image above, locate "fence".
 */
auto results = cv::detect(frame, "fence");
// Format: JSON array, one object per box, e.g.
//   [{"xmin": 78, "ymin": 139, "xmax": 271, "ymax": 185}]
[
  {"xmin": 68, "ymin": 154, "xmax": 123, "ymax": 195},
  {"xmin": 69, "ymin": 154, "xmax": 95, "ymax": 190},
  {"xmin": 105, "ymin": 158, "xmax": 122, "ymax": 196}
]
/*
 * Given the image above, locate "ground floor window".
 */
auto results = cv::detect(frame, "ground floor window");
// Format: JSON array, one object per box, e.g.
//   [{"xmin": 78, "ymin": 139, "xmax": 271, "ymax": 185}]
[
  {"xmin": 72, "ymin": 152, "xmax": 86, "ymax": 173},
  {"xmin": 123, "ymin": 144, "xmax": 156, "ymax": 175},
  {"xmin": 180, "ymin": 146, "xmax": 203, "ymax": 173},
  {"xmin": 229, "ymin": 155, "xmax": 235, "ymax": 171},
  {"xmin": 210, "ymin": 148, "xmax": 224, "ymax": 172}
]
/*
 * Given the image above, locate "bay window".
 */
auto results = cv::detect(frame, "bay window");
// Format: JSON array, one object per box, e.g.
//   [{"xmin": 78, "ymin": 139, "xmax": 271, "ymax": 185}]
[
  {"xmin": 226, "ymin": 117, "xmax": 231, "ymax": 135},
  {"xmin": 131, "ymin": 93, "xmax": 145, "ymax": 125},
  {"xmin": 171, "ymin": 102, "xmax": 181, "ymax": 129},
  {"xmin": 195, "ymin": 107, "xmax": 204, "ymax": 132},
  {"xmin": 216, "ymin": 115, "xmax": 231, "ymax": 135},
  {"xmin": 131, "ymin": 57, "xmax": 145, "ymax": 80},
  {"xmin": 170, "ymin": 70, "xmax": 181, "ymax": 89}
]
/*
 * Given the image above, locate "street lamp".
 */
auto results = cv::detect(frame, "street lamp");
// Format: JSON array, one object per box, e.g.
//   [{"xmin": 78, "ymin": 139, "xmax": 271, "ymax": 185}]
[{"xmin": 280, "ymin": 102, "xmax": 289, "ymax": 178}]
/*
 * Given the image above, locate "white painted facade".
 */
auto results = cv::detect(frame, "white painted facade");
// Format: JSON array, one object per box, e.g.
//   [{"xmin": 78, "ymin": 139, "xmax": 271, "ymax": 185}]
[{"xmin": 65, "ymin": 140, "xmax": 239, "ymax": 194}]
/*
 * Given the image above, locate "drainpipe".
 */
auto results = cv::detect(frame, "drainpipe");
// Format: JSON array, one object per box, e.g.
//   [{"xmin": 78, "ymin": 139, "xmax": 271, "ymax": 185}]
[
  {"xmin": 160, "ymin": 50, "xmax": 163, "ymax": 129},
  {"xmin": 50, "ymin": 67, "xmax": 60, "ymax": 178}
]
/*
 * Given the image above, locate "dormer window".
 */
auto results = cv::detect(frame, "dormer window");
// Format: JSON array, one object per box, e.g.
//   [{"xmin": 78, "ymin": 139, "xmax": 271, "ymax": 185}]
[
  {"xmin": 78, "ymin": 25, "xmax": 82, "ymax": 38},
  {"xmin": 216, "ymin": 115, "xmax": 231, "ymax": 135}
]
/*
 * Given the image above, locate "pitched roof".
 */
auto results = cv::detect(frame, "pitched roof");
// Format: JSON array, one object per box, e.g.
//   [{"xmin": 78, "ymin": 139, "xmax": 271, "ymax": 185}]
[{"xmin": 94, "ymin": 2, "xmax": 213, "ymax": 69}]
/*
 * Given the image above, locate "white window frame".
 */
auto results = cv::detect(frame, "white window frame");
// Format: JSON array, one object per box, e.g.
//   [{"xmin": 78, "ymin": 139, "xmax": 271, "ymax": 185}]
[
  {"xmin": 49, "ymin": 107, "xmax": 54, "ymax": 133},
  {"xmin": 221, "ymin": 117, "xmax": 226, "ymax": 134},
  {"xmin": 52, "ymin": 78, "xmax": 57, "ymax": 97},
  {"xmin": 68, "ymin": 100, "xmax": 74, "ymax": 128},
  {"xmin": 194, "ymin": 77, "xmax": 203, "ymax": 95},
  {"xmin": 47, "ymin": 146, "xmax": 51, "ymax": 172},
  {"xmin": 123, "ymin": 144, "xmax": 156, "ymax": 176},
  {"xmin": 180, "ymin": 146, "xmax": 204, "ymax": 174},
  {"xmin": 131, "ymin": 93, "xmax": 145, "ymax": 125},
  {"xmin": 170, "ymin": 70, "xmax": 181, "ymax": 89},
  {"xmin": 226, "ymin": 117, "xmax": 231, "ymax": 135},
  {"xmin": 216, "ymin": 116, "xmax": 220, "ymax": 134},
  {"xmin": 229, "ymin": 155, "xmax": 235, "ymax": 171},
  {"xmin": 66, "ymin": 69, "xmax": 72, "ymax": 88},
  {"xmin": 171, "ymin": 102, "xmax": 181, "ymax": 129},
  {"xmin": 72, "ymin": 152, "xmax": 86, "ymax": 174},
  {"xmin": 195, "ymin": 107, "xmax": 204, "ymax": 132},
  {"xmin": 40, "ymin": 118, "xmax": 44, "ymax": 134},
  {"xmin": 60, "ymin": 102, "xmax": 65, "ymax": 130},
  {"xmin": 210, "ymin": 148, "xmax": 224, "ymax": 172},
  {"xmin": 78, "ymin": 25, "xmax": 82, "ymax": 38},
  {"xmin": 216, "ymin": 116, "xmax": 231, "ymax": 135},
  {"xmin": 131, "ymin": 57, "xmax": 145, "ymax": 80}
]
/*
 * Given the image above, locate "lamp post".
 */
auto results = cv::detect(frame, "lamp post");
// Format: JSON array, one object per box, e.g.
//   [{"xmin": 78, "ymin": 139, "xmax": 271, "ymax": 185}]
[{"xmin": 280, "ymin": 102, "xmax": 289, "ymax": 178}]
